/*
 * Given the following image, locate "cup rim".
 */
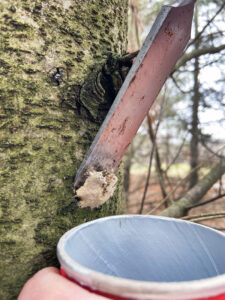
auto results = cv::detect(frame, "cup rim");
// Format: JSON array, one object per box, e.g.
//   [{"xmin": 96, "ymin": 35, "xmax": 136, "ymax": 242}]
[{"xmin": 57, "ymin": 215, "xmax": 225, "ymax": 300}]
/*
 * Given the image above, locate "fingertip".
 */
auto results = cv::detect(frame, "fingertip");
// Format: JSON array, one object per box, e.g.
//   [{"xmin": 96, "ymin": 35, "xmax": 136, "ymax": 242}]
[
  {"xmin": 19, "ymin": 266, "xmax": 107, "ymax": 300},
  {"xmin": 18, "ymin": 267, "xmax": 60, "ymax": 300},
  {"xmin": 35, "ymin": 267, "xmax": 60, "ymax": 276}
]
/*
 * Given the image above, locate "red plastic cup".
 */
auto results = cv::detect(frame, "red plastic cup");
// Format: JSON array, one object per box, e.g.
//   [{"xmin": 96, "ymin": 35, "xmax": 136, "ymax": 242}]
[{"xmin": 57, "ymin": 215, "xmax": 225, "ymax": 299}]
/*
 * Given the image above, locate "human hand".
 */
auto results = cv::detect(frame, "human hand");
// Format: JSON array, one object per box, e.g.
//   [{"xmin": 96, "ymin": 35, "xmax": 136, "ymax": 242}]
[{"xmin": 18, "ymin": 267, "xmax": 107, "ymax": 300}]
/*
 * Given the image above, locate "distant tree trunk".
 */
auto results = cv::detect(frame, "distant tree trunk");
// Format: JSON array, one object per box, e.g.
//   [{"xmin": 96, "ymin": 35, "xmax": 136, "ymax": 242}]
[
  {"xmin": 0, "ymin": 1, "xmax": 128, "ymax": 299},
  {"xmin": 189, "ymin": 5, "xmax": 200, "ymax": 188},
  {"xmin": 160, "ymin": 158, "xmax": 225, "ymax": 218}
]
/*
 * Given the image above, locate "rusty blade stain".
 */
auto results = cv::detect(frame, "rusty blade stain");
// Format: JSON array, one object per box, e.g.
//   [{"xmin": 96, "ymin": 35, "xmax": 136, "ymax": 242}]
[{"xmin": 74, "ymin": 0, "xmax": 196, "ymax": 189}]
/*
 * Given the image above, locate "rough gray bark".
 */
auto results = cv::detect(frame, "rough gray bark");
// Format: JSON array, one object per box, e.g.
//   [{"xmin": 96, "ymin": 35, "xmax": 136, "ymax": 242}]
[
  {"xmin": 0, "ymin": 1, "xmax": 128, "ymax": 299},
  {"xmin": 160, "ymin": 158, "xmax": 225, "ymax": 218}
]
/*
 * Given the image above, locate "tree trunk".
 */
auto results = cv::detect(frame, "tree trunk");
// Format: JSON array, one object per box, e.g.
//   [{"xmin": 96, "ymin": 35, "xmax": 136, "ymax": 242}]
[
  {"xmin": 0, "ymin": 1, "xmax": 128, "ymax": 299},
  {"xmin": 189, "ymin": 5, "xmax": 200, "ymax": 188},
  {"xmin": 160, "ymin": 158, "xmax": 225, "ymax": 218}
]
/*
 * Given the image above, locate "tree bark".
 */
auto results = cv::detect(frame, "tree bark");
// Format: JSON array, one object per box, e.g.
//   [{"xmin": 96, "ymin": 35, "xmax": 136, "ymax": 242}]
[
  {"xmin": 189, "ymin": 5, "xmax": 200, "ymax": 188},
  {"xmin": 159, "ymin": 158, "xmax": 225, "ymax": 218},
  {"xmin": 0, "ymin": 1, "xmax": 128, "ymax": 299}
]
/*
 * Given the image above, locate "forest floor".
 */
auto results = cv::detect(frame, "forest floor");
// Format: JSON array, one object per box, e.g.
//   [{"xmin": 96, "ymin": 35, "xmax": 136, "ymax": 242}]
[{"xmin": 125, "ymin": 173, "xmax": 225, "ymax": 231}]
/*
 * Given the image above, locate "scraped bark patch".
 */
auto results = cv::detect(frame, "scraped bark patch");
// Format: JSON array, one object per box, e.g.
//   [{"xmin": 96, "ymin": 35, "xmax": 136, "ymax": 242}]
[{"xmin": 76, "ymin": 169, "xmax": 118, "ymax": 209}]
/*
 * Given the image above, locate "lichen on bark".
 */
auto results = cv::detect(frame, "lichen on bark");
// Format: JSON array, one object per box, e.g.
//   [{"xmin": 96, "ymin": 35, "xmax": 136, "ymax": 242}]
[{"xmin": 0, "ymin": 0, "xmax": 128, "ymax": 298}]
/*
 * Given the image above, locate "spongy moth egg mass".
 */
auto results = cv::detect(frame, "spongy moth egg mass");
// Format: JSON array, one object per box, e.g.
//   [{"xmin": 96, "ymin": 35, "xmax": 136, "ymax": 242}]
[{"xmin": 76, "ymin": 169, "xmax": 118, "ymax": 209}]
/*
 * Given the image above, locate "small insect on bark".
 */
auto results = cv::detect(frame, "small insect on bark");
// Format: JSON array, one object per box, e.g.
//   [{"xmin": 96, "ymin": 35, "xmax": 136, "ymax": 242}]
[
  {"xmin": 52, "ymin": 67, "xmax": 62, "ymax": 86},
  {"xmin": 50, "ymin": 67, "xmax": 68, "ymax": 86}
]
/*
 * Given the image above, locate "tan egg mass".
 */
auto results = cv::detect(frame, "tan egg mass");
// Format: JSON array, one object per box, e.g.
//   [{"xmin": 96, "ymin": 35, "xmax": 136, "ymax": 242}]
[{"xmin": 76, "ymin": 169, "xmax": 118, "ymax": 209}]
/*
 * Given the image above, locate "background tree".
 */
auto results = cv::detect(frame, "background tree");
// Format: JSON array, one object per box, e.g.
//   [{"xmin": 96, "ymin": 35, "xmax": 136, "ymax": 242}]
[
  {"xmin": 173, "ymin": 0, "xmax": 225, "ymax": 188},
  {"xmin": 0, "ymin": 1, "xmax": 128, "ymax": 299},
  {"xmin": 126, "ymin": 0, "xmax": 225, "ymax": 221}
]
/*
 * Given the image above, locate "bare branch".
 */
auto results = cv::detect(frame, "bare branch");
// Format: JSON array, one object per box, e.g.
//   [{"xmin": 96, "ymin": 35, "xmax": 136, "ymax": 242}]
[
  {"xmin": 148, "ymin": 145, "xmax": 225, "ymax": 215},
  {"xmin": 148, "ymin": 172, "xmax": 191, "ymax": 215},
  {"xmin": 165, "ymin": 132, "xmax": 188, "ymax": 173},
  {"xmin": 200, "ymin": 30, "xmax": 225, "ymax": 43},
  {"xmin": 187, "ymin": 2, "xmax": 225, "ymax": 49},
  {"xmin": 219, "ymin": 176, "xmax": 223, "ymax": 195},
  {"xmin": 185, "ymin": 214, "xmax": 225, "ymax": 223},
  {"xmin": 170, "ymin": 75, "xmax": 191, "ymax": 94},
  {"xmin": 159, "ymin": 158, "xmax": 225, "ymax": 218},
  {"xmin": 147, "ymin": 114, "xmax": 169, "ymax": 204},
  {"xmin": 200, "ymin": 137, "xmax": 224, "ymax": 159},
  {"xmin": 187, "ymin": 193, "xmax": 225, "ymax": 210},
  {"xmin": 198, "ymin": 56, "xmax": 222, "ymax": 70},
  {"xmin": 182, "ymin": 211, "xmax": 225, "ymax": 220},
  {"xmin": 139, "ymin": 96, "xmax": 165, "ymax": 214},
  {"xmin": 173, "ymin": 44, "xmax": 225, "ymax": 72},
  {"xmin": 139, "ymin": 143, "xmax": 155, "ymax": 214}
]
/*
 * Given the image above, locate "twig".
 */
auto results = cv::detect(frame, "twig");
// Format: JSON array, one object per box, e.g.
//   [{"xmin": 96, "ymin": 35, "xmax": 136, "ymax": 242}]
[
  {"xmin": 174, "ymin": 44, "xmax": 225, "ymax": 73},
  {"xmin": 170, "ymin": 75, "xmax": 191, "ymax": 94},
  {"xmin": 187, "ymin": 2, "xmax": 225, "ymax": 49},
  {"xmin": 200, "ymin": 136, "xmax": 224, "ymax": 159},
  {"xmin": 187, "ymin": 193, "xmax": 225, "ymax": 210},
  {"xmin": 147, "ymin": 162, "xmax": 203, "ymax": 214},
  {"xmin": 197, "ymin": 57, "xmax": 222, "ymax": 70},
  {"xmin": 164, "ymin": 173, "xmax": 177, "ymax": 201},
  {"xmin": 200, "ymin": 30, "xmax": 225, "ymax": 43},
  {"xmin": 138, "ymin": 124, "xmax": 156, "ymax": 214},
  {"xmin": 165, "ymin": 132, "xmax": 188, "ymax": 173},
  {"xmin": 219, "ymin": 176, "xmax": 223, "ymax": 194},
  {"xmin": 185, "ymin": 214, "xmax": 225, "ymax": 223},
  {"xmin": 147, "ymin": 114, "xmax": 169, "ymax": 204},
  {"xmin": 147, "ymin": 145, "xmax": 225, "ymax": 215},
  {"xmin": 182, "ymin": 211, "xmax": 225, "ymax": 220},
  {"xmin": 139, "ymin": 94, "xmax": 165, "ymax": 214}
]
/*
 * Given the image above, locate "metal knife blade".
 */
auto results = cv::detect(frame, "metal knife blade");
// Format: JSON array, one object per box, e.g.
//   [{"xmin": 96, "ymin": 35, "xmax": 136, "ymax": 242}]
[{"xmin": 74, "ymin": 0, "xmax": 196, "ymax": 191}]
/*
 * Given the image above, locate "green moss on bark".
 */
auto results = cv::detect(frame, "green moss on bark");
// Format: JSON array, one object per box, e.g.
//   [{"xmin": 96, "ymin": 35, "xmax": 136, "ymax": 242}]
[{"xmin": 0, "ymin": 0, "xmax": 128, "ymax": 298}]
